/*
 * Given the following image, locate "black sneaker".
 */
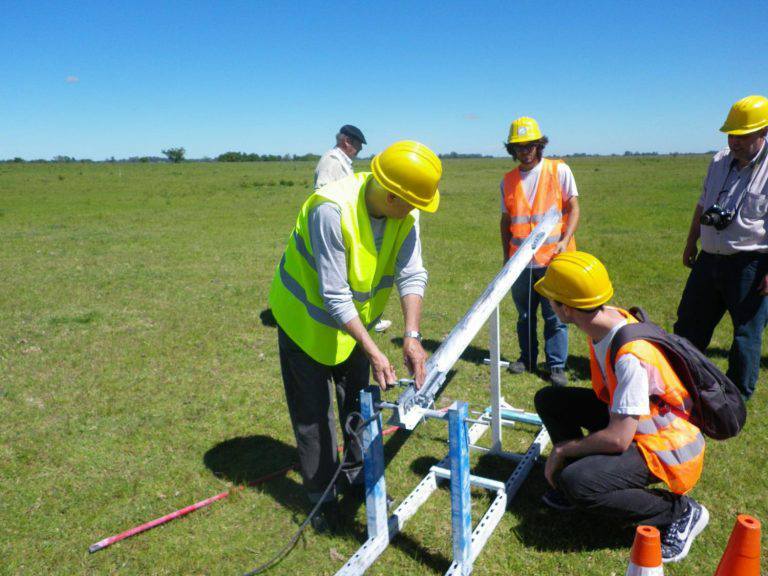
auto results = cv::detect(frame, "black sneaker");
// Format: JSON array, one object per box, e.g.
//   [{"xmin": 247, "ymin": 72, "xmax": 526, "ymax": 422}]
[
  {"xmin": 310, "ymin": 500, "xmax": 340, "ymax": 534},
  {"xmin": 660, "ymin": 499, "xmax": 709, "ymax": 563},
  {"xmin": 541, "ymin": 488, "xmax": 576, "ymax": 511},
  {"xmin": 549, "ymin": 367, "xmax": 568, "ymax": 387},
  {"xmin": 508, "ymin": 361, "xmax": 532, "ymax": 374}
]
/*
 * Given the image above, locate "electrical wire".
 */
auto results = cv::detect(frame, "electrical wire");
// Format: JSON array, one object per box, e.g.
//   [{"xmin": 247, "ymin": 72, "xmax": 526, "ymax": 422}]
[
  {"xmin": 527, "ymin": 265, "xmax": 533, "ymax": 371},
  {"xmin": 241, "ymin": 410, "xmax": 378, "ymax": 575}
]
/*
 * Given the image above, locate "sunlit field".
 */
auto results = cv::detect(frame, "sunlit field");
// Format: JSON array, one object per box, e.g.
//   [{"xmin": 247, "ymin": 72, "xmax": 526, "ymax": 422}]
[{"xmin": 1, "ymin": 156, "xmax": 765, "ymax": 575}]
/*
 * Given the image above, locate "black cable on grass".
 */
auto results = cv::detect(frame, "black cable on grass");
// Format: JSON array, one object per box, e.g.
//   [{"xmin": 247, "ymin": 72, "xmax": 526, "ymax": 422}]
[{"xmin": 242, "ymin": 410, "xmax": 379, "ymax": 575}]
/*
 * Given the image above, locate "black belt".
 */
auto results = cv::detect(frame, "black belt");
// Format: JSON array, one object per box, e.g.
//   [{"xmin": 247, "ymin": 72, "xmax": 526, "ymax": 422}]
[{"xmin": 702, "ymin": 250, "xmax": 768, "ymax": 262}]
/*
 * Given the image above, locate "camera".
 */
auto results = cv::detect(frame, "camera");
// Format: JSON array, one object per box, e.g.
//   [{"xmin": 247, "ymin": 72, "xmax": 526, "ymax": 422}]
[{"xmin": 700, "ymin": 203, "xmax": 734, "ymax": 230}]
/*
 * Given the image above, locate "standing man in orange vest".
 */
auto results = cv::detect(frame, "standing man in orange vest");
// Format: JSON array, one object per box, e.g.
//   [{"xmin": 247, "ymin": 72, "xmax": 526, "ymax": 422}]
[
  {"xmin": 500, "ymin": 117, "xmax": 580, "ymax": 386},
  {"xmin": 533, "ymin": 252, "xmax": 708, "ymax": 564}
]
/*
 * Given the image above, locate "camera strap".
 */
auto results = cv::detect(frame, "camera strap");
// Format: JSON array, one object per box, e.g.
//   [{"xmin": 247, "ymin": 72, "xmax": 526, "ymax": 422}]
[{"xmin": 718, "ymin": 143, "xmax": 768, "ymax": 214}]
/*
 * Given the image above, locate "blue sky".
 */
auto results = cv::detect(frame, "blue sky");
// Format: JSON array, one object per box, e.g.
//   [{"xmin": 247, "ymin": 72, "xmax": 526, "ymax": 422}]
[{"xmin": 2, "ymin": 1, "xmax": 767, "ymax": 160}]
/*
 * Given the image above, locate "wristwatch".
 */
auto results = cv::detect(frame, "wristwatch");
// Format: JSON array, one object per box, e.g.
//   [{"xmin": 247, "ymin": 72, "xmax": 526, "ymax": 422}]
[{"xmin": 403, "ymin": 330, "xmax": 422, "ymax": 342}]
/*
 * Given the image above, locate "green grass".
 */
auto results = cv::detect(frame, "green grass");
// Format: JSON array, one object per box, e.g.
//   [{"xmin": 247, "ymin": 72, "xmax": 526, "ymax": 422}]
[{"xmin": 1, "ymin": 157, "xmax": 766, "ymax": 575}]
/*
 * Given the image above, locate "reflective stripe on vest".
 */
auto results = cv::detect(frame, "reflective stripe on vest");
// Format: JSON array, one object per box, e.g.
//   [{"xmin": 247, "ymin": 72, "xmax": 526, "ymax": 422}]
[
  {"xmin": 291, "ymin": 229, "xmax": 395, "ymax": 302},
  {"xmin": 589, "ymin": 307, "xmax": 705, "ymax": 495},
  {"xmin": 509, "ymin": 234, "xmax": 561, "ymax": 247},
  {"xmin": 635, "ymin": 411, "xmax": 677, "ymax": 435},
  {"xmin": 277, "ymin": 253, "xmax": 336, "ymax": 328},
  {"xmin": 655, "ymin": 434, "xmax": 706, "ymax": 467},
  {"xmin": 507, "ymin": 211, "xmax": 566, "ymax": 225},
  {"xmin": 292, "ymin": 230, "xmax": 316, "ymax": 269},
  {"xmin": 276, "ymin": 253, "xmax": 383, "ymax": 331},
  {"xmin": 269, "ymin": 172, "xmax": 415, "ymax": 365},
  {"xmin": 502, "ymin": 158, "xmax": 576, "ymax": 266}
]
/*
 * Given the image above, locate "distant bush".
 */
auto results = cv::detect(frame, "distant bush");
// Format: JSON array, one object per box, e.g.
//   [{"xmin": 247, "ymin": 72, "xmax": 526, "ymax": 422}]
[{"xmin": 162, "ymin": 147, "xmax": 186, "ymax": 163}]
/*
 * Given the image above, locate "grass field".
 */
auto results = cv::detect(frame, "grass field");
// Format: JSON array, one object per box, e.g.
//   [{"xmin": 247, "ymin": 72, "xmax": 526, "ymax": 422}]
[{"xmin": 1, "ymin": 156, "xmax": 766, "ymax": 575}]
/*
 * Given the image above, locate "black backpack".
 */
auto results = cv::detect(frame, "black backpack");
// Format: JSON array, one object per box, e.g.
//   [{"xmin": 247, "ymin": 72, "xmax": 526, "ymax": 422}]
[{"xmin": 609, "ymin": 307, "xmax": 746, "ymax": 440}]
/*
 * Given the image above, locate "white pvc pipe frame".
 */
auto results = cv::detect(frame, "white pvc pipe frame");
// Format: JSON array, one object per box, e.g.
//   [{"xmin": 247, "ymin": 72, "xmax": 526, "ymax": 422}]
[{"xmin": 335, "ymin": 211, "xmax": 558, "ymax": 575}]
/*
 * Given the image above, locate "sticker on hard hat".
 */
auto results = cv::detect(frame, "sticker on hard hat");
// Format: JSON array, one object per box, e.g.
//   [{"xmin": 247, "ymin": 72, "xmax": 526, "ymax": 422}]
[{"xmin": 518, "ymin": 127, "xmax": 527, "ymax": 135}]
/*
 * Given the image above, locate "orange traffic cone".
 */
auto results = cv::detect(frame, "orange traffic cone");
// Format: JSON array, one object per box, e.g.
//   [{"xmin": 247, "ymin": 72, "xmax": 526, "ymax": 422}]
[
  {"xmin": 714, "ymin": 514, "xmax": 761, "ymax": 576},
  {"xmin": 626, "ymin": 525, "xmax": 664, "ymax": 575}
]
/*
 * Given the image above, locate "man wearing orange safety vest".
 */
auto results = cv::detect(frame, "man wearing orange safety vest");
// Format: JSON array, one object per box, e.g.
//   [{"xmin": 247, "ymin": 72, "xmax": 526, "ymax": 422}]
[
  {"xmin": 533, "ymin": 251, "xmax": 709, "ymax": 564},
  {"xmin": 500, "ymin": 117, "xmax": 580, "ymax": 386}
]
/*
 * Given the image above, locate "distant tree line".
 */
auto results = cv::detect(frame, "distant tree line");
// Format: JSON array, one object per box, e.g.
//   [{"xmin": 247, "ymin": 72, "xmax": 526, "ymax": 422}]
[
  {"xmin": 216, "ymin": 151, "xmax": 321, "ymax": 162},
  {"xmin": 438, "ymin": 152, "xmax": 493, "ymax": 159},
  {"xmin": 3, "ymin": 150, "xmax": 718, "ymax": 163}
]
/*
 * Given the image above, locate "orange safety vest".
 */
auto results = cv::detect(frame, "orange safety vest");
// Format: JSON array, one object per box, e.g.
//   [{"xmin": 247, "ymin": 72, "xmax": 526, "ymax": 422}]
[
  {"xmin": 502, "ymin": 158, "xmax": 576, "ymax": 266},
  {"xmin": 589, "ymin": 308, "xmax": 705, "ymax": 495}
]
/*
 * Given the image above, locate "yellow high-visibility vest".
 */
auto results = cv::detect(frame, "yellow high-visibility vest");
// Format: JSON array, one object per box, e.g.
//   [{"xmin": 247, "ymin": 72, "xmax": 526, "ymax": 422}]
[{"xmin": 269, "ymin": 173, "xmax": 417, "ymax": 365}]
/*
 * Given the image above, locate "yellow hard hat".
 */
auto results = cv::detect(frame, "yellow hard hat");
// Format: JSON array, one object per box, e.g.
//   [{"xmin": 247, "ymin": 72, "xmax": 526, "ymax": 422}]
[
  {"xmin": 534, "ymin": 251, "xmax": 614, "ymax": 309},
  {"xmin": 507, "ymin": 117, "xmax": 543, "ymax": 144},
  {"xmin": 370, "ymin": 140, "xmax": 441, "ymax": 213},
  {"xmin": 720, "ymin": 95, "xmax": 768, "ymax": 135}
]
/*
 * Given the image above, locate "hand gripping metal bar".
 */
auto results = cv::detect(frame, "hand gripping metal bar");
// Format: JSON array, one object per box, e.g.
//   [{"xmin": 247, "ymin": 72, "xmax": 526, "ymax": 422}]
[{"xmin": 390, "ymin": 209, "xmax": 560, "ymax": 429}]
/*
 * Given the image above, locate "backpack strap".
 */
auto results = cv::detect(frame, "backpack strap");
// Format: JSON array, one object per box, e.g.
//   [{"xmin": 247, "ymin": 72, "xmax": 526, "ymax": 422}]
[
  {"xmin": 608, "ymin": 312, "xmax": 682, "ymax": 418},
  {"xmin": 608, "ymin": 307, "xmax": 662, "ymax": 368},
  {"xmin": 627, "ymin": 306, "xmax": 649, "ymax": 323}
]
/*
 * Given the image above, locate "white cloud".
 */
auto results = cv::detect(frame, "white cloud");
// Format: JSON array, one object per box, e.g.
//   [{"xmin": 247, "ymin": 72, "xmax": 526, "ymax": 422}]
[{"xmin": 65, "ymin": 76, "xmax": 79, "ymax": 84}]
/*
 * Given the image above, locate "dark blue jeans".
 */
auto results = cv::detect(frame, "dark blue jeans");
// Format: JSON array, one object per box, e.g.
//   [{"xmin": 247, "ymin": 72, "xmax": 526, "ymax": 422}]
[
  {"xmin": 674, "ymin": 251, "xmax": 768, "ymax": 399},
  {"xmin": 511, "ymin": 266, "xmax": 568, "ymax": 370}
]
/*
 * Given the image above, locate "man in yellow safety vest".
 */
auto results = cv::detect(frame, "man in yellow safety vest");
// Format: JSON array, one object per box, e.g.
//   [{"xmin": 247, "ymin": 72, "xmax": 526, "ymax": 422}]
[
  {"xmin": 500, "ymin": 117, "xmax": 580, "ymax": 386},
  {"xmin": 533, "ymin": 251, "xmax": 708, "ymax": 564},
  {"xmin": 269, "ymin": 140, "xmax": 441, "ymax": 532}
]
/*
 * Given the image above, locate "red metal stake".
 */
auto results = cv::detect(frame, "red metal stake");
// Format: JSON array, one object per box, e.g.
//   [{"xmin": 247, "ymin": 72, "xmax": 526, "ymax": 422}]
[
  {"xmin": 88, "ymin": 464, "xmax": 295, "ymax": 553},
  {"xmin": 88, "ymin": 426, "xmax": 400, "ymax": 553}
]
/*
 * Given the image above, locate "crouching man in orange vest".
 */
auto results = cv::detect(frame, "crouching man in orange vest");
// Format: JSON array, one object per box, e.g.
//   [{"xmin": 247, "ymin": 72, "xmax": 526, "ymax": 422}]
[
  {"xmin": 533, "ymin": 251, "xmax": 709, "ymax": 564},
  {"xmin": 501, "ymin": 117, "xmax": 579, "ymax": 386}
]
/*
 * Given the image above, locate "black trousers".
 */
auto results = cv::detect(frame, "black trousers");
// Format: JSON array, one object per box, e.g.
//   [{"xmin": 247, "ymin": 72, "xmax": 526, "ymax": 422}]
[
  {"xmin": 534, "ymin": 386, "xmax": 687, "ymax": 527},
  {"xmin": 278, "ymin": 327, "xmax": 370, "ymax": 503},
  {"xmin": 674, "ymin": 251, "xmax": 768, "ymax": 399}
]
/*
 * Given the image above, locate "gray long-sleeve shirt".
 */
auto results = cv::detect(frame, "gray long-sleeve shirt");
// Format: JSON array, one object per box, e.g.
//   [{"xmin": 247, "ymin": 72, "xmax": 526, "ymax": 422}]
[{"xmin": 307, "ymin": 202, "xmax": 428, "ymax": 325}]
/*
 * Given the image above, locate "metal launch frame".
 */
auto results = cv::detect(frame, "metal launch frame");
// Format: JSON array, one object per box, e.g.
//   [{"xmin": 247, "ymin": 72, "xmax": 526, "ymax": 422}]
[{"xmin": 335, "ymin": 211, "xmax": 560, "ymax": 575}]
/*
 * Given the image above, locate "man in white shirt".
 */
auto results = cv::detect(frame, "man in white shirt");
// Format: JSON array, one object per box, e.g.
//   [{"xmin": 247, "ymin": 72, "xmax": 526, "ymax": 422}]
[
  {"xmin": 533, "ymin": 251, "xmax": 708, "ymax": 564},
  {"xmin": 675, "ymin": 95, "xmax": 768, "ymax": 400},
  {"xmin": 314, "ymin": 124, "xmax": 366, "ymax": 190},
  {"xmin": 314, "ymin": 125, "xmax": 394, "ymax": 334}
]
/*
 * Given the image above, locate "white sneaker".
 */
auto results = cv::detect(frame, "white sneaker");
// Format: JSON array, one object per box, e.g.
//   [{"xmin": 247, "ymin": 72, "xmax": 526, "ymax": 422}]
[{"xmin": 374, "ymin": 319, "xmax": 392, "ymax": 333}]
